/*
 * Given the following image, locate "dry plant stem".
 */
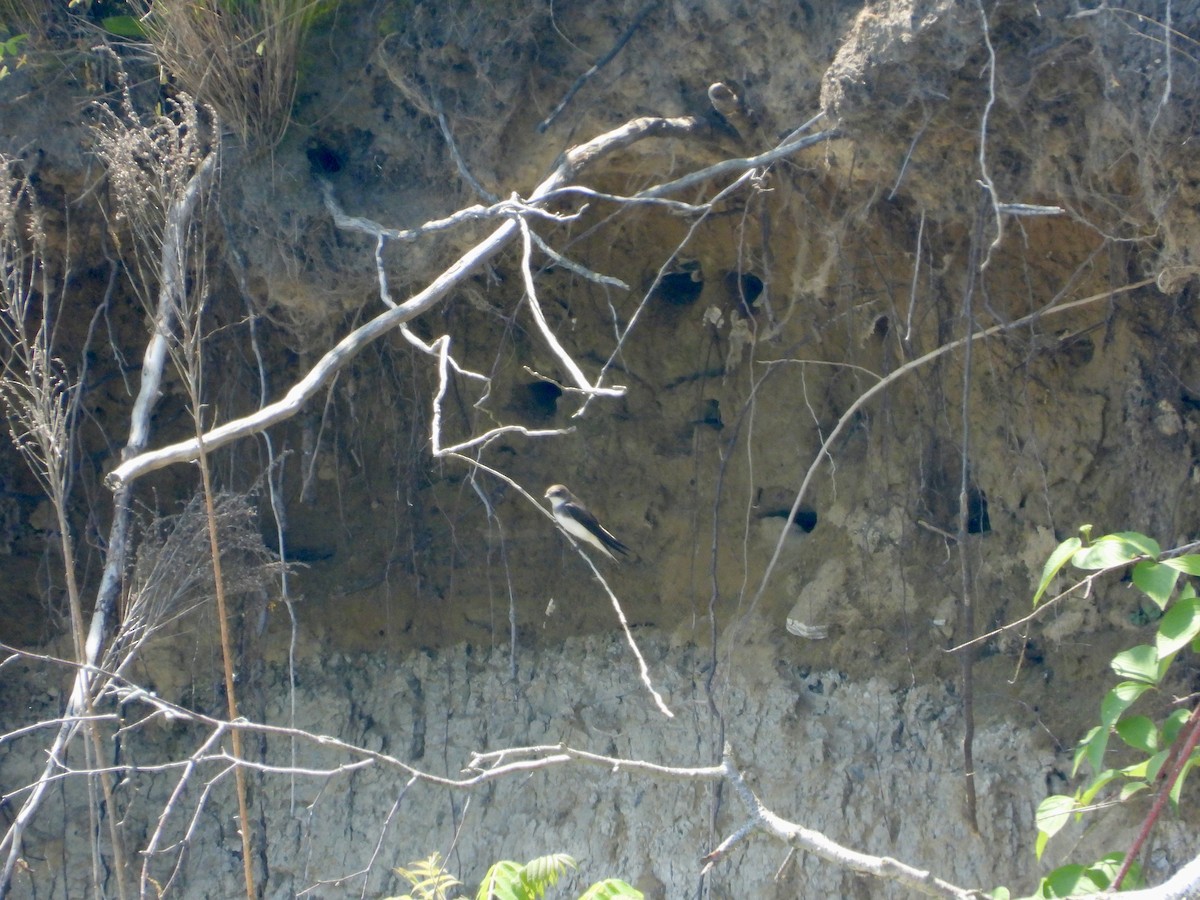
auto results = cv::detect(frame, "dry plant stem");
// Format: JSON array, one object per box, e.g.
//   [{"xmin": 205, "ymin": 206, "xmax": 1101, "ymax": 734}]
[
  {"xmin": 956, "ymin": 405, "xmax": 976, "ymax": 821},
  {"xmin": 91, "ymin": 150, "xmax": 218, "ymax": 659},
  {"xmin": 749, "ymin": 277, "xmax": 1157, "ymax": 609},
  {"xmin": 956, "ymin": 200, "xmax": 985, "ymax": 833},
  {"xmin": 131, "ymin": 0, "xmax": 305, "ymax": 148},
  {"xmin": 0, "ymin": 169, "xmax": 129, "ymax": 899},
  {"xmin": 352, "ymin": 776, "xmax": 417, "ymax": 900},
  {"xmin": 417, "ymin": 331, "xmax": 568, "ymax": 456},
  {"xmin": 319, "ymin": 180, "xmax": 573, "ymax": 245},
  {"xmin": 704, "ymin": 747, "xmax": 974, "ymax": 899},
  {"xmin": 107, "ymin": 115, "xmax": 713, "ymax": 489},
  {"xmin": 904, "ymin": 209, "xmax": 925, "ymax": 346},
  {"xmin": 443, "ymin": 455, "xmax": 674, "ymax": 716},
  {"xmin": 196, "ymin": 433, "xmax": 256, "ymax": 899},
  {"xmin": 974, "ymin": 0, "xmax": 1002, "ymax": 270}
]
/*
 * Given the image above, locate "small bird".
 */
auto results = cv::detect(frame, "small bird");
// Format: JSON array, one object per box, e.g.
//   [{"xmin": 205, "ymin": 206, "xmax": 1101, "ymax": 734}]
[{"xmin": 544, "ymin": 484, "xmax": 630, "ymax": 562}]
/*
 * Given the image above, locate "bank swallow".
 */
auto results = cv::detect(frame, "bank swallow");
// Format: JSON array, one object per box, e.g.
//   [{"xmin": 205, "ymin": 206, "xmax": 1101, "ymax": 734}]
[{"xmin": 544, "ymin": 484, "xmax": 630, "ymax": 562}]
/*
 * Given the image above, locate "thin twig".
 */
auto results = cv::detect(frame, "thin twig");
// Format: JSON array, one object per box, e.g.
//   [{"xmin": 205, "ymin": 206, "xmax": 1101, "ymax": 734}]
[
  {"xmin": 955, "ymin": 195, "xmax": 984, "ymax": 832},
  {"xmin": 634, "ymin": 128, "xmax": 842, "ymax": 200},
  {"xmin": 537, "ymin": 1, "xmax": 660, "ymax": 133},
  {"xmin": 747, "ymin": 278, "xmax": 1157, "ymax": 614},
  {"xmin": 975, "ymin": 0, "xmax": 1002, "ymax": 270}
]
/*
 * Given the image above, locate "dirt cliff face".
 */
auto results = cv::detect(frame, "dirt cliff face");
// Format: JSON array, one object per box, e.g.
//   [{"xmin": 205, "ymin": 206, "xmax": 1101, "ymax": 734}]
[{"xmin": 2, "ymin": 0, "xmax": 1199, "ymax": 896}]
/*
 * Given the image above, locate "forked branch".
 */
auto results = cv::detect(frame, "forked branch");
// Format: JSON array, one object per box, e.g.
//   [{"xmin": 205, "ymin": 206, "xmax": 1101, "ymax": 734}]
[{"xmin": 105, "ymin": 115, "xmax": 713, "ymax": 489}]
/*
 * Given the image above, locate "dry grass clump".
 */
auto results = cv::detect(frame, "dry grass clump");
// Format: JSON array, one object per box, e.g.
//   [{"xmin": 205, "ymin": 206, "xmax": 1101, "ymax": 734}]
[
  {"xmin": 128, "ymin": 0, "xmax": 316, "ymax": 150},
  {"xmin": 105, "ymin": 492, "xmax": 281, "ymax": 672}
]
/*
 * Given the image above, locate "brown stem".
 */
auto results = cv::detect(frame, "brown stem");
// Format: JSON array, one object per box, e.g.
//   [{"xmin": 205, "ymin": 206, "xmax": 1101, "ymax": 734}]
[
  {"xmin": 195, "ymin": 427, "xmax": 256, "ymax": 899},
  {"xmin": 1114, "ymin": 699, "xmax": 1200, "ymax": 889}
]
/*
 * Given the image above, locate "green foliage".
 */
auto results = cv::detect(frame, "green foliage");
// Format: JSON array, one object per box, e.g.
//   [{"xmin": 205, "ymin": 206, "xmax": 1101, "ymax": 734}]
[
  {"xmin": 573, "ymin": 881, "xmax": 642, "ymax": 900},
  {"xmin": 99, "ymin": 15, "xmax": 144, "ymax": 38},
  {"xmin": 387, "ymin": 852, "xmax": 642, "ymax": 900},
  {"xmin": 1008, "ymin": 527, "xmax": 1200, "ymax": 897},
  {"xmin": 475, "ymin": 853, "xmax": 576, "ymax": 900},
  {"xmin": 0, "ymin": 28, "xmax": 26, "ymax": 79},
  {"xmin": 389, "ymin": 852, "xmax": 462, "ymax": 900},
  {"xmin": 1010, "ymin": 853, "xmax": 1141, "ymax": 898}
]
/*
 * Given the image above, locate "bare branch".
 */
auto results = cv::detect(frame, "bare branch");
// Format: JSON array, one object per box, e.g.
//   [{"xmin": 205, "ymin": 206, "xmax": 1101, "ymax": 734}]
[
  {"xmin": 634, "ymin": 127, "xmax": 842, "ymax": 200},
  {"xmin": 107, "ymin": 115, "xmax": 710, "ymax": 490},
  {"xmin": 318, "ymin": 179, "xmax": 575, "ymax": 244},
  {"xmin": 516, "ymin": 215, "xmax": 625, "ymax": 398}
]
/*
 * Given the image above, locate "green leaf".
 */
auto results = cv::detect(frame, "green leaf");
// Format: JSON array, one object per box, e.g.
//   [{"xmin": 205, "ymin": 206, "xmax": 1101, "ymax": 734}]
[
  {"xmin": 1169, "ymin": 754, "xmax": 1196, "ymax": 807},
  {"xmin": 1163, "ymin": 708, "xmax": 1191, "ymax": 746},
  {"xmin": 1042, "ymin": 863, "xmax": 1106, "ymax": 896},
  {"xmin": 1110, "ymin": 532, "xmax": 1161, "ymax": 558},
  {"xmin": 100, "ymin": 15, "xmax": 145, "ymax": 38},
  {"xmin": 520, "ymin": 854, "xmax": 576, "ymax": 896},
  {"xmin": 476, "ymin": 861, "xmax": 525, "ymax": 900},
  {"xmin": 1132, "ymin": 560, "xmax": 1180, "ymax": 609},
  {"xmin": 392, "ymin": 852, "xmax": 461, "ymax": 900},
  {"xmin": 1, "ymin": 33, "xmax": 28, "ymax": 56},
  {"xmin": 1121, "ymin": 749, "xmax": 1169, "ymax": 782},
  {"xmin": 1157, "ymin": 597, "xmax": 1200, "ymax": 657},
  {"xmin": 1118, "ymin": 780, "xmax": 1150, "ymax": 801},
  {"xmin": 1035, "ymin": 795, "xmax": 1076, "ymax": 859},
  {"xmin": 1100, "ymin": 682, "xmax": 1149, "ymax": 726},
  {"xmin": 1074, "ymin": 724, "xmax": 1107, "ymax": 778},
  {"xmin": 1115, "ymin": 715, "xmax": 1157, "ymax": 753},
  {"xmin": 1146, "ymin": 748, "xmax": 1169, "ymax": 782},
  {"xmin": 1119, "ymin": 757, "xmax": 1150, "ymax": 778},
  {"xmin": 577, "ymin": 880, "xmax": 645, "ymax": 900},
  {"xmin": 1110, "ymin": 645, "xmax": 1165, "ymax": 685},
  {"xmin": 1083, "ymin": 854, "xmax": 1126, "ymax": 889},
  {"xmin": 1163, "ymin": 554, "xmax": 1200, "ymax": 576},
  {"xmin": 1035, "ymin": 536, "xmax": 1081, "ymax": 605},
  {"xmin": 1077, "ymin": 768, "xmax": 1119, "ymax": 807},
  {"xmin": 1072, "ymin": 534, "xmax": 1149, "ymax": 571}
]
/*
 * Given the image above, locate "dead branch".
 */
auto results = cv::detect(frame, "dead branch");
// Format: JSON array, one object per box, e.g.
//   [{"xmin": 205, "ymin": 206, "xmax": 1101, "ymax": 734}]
[
  {"xmin": 634, "ymin": 126, "xmax": 842, "ymax": 200},
  {"xmin": 516, "ymin": 215, "xmax": 625, "ymax": 398},
  {"xmin": 0, "ymin": 641, "xmax": 968, "ymax": 898},
  {"xmin": 106, "ymin": 115, "xmax": 712, "ymax": 490},
  {"xmin": 11, "ymin": 638, "xmax": 1200, "ymax": 897}
]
